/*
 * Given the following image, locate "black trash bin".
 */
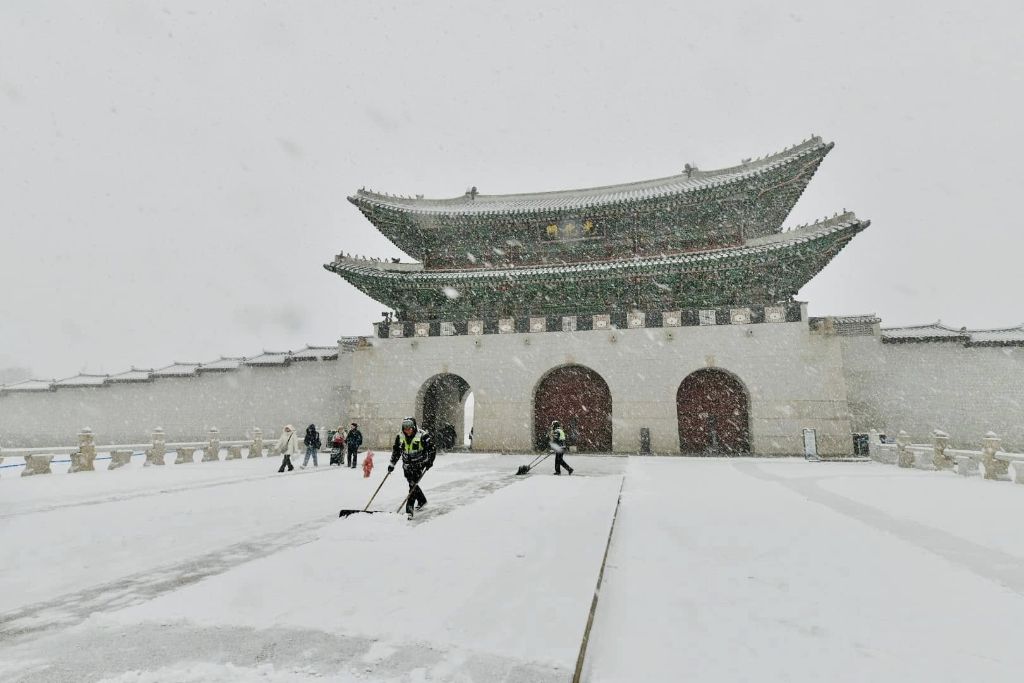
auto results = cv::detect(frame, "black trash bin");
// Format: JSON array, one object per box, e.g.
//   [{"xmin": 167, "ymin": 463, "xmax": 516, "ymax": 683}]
[{"xmin": 852, "ymin": 433, "xmax": 869, "ymax": 456}]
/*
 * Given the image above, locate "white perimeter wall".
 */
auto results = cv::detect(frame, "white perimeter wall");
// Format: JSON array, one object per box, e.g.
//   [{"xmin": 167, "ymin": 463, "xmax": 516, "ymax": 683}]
[
  {"xmin": 0, "ymin": 356, "xmax": 353, "ymax": 447},
  {"xmin": 349, "ymin": 321, "xmax": 854, "ymax": 456},
  {"xmin": 840, "ymin": 336, "xmax": 1024, "ymax": 450}
]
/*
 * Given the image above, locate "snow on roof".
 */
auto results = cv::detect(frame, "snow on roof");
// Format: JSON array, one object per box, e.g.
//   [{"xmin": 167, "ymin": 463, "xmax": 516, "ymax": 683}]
[
  {"xmin": 329, "ymin": 212, "xmax": 866, "ymax": 281},
  {"xmin": 244, "ymin": 351, "xmax": 292, "ymax": 366},
  {"xmin": 108, "ymin": 368, "xmax": 153, "ymax": 383},
  {"xmin": 881, "ymin": 322, "xmax": 1024, "ymax": 346},
  {"xmin": 289, "ymin": 346, "xmax": 339, "ymax": 361},
  {"xmin": 52, "ymin": 374, "xmax": 110, "ymax": 387},
  {"xmin": 351, "ymin": 137, "xmax": 830, "ymax": 216},
  {"xmin": 198, "ymin": 357, "xmax": 245, "ymax": 371},
  {"xmin": 880, "ymin": 322, "xmax": 967, "ymax": 341},
  {"xmin": 0, "ymin": 379, "xmax": 55, "ymax": 392},
  {"xmin": 152, "ymin": 362, "xmax": 202, "ymax": 377},
  {"xmin": 965, "ymin": 324, "xmax": 1024, "ymax": 346}
]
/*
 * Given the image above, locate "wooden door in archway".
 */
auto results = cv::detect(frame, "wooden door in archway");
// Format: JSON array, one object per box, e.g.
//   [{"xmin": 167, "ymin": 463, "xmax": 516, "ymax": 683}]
[
  {"xmin": 677, "ymin": 369, "xmax": 750, "ymax": 454},
  {"xmin": 534, "ymin": 365, "xmax": 612, "ymax": 452}
]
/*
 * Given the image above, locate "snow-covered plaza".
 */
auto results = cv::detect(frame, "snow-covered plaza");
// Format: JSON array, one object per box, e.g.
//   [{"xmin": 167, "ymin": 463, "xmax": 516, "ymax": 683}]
[{"xmin": 2, "ymin": 454, "xmax": 1023, "ymax": 682}]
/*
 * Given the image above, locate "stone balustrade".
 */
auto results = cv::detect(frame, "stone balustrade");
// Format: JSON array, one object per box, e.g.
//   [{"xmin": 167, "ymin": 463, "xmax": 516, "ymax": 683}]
[
  {"xmin": 69, "ymin": 427, "xmax": 97, "ymax": 473},
  {"xmin": 1, "ymin": 426, "xmax": 271, "ymax": 477},
  {"xmin": 108, "ymin": 449, "xmax": 134, "ymax": 470},
  {"xmin": 869, "ymin": 428, "xmax": 1023, "ymax": 485},
  {"xmin": 174, "ymin": 447, "xmax": 197, "ymax": 465},
  {"xmin": 248, "ymin": 428, "xmax": 264, "ymax": 458},
  {"xmin": 203, "ymin": 427, "xmax": 221, "ymax": 462},
  {"xmin": 22, "ymin": 454, "xmax": 54, "ymax": 476},
  {"xmin": 145, "ymin": 428, "xmax": 166, "ymax": 467}
]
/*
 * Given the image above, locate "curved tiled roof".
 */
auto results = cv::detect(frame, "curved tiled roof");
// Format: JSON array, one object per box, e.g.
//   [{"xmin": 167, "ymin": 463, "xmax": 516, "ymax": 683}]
[
  {"xmin": 0, "ymin": 344, "xmax": 360, "ymax": 393},
  {"xmin": 881, "ymin": 322, "xmax": 1024, "ymax": 346},
  {"xmin": 350, "ymin": 136, "xmax": 831, "ymax": 217},
  {"xmin": 326, "ymin": 212, "xmax": 867, "ymax": 282}
]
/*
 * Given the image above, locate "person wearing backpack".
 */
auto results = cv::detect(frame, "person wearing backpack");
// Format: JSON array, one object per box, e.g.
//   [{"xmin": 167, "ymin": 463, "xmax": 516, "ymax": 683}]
[
  {"xmin": 277, "ymin": 425, "xmax": 297, "ymax": 472},
  {"xmin": 302, "ymin": 424, "xmax": 321, "ymax": 468}
]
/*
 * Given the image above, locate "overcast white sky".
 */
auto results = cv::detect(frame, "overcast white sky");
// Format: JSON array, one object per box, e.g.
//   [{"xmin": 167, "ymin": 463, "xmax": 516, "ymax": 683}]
[{"xmin": 1, "ymin": 0, "xmax": 1022, "ymax": 380}]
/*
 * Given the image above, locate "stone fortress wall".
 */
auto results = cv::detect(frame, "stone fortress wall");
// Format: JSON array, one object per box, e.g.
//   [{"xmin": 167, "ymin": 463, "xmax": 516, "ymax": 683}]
[
  {"xmin": 2, "ymin": 316, "xmax": 1023, "ymax": 454},
  {"xmin": 0, "ymin": 354, "xmax": 354, "ymax": 448}
]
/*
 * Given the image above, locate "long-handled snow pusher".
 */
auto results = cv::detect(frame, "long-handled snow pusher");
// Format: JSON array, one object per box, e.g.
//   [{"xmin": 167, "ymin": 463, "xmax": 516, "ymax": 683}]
[
  {"xmin": 339, "ymin": 469, "xmax": 393, "ymax": 517},
  {"xmin": 516, "ymin": 451, "xmax": 552, "ymax": 475},
  {"xmin": 395, "ymin": 471, "xmax": 428, "ymax": 513}
]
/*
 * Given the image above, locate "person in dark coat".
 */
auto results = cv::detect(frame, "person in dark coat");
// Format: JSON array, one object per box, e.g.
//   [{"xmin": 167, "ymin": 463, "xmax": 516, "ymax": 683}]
[
  {"xmin": 388, "ymin": 417, "xmax": 436, "ymax": 520},
  {"xmin": 550, "ymin": 420, "xmax": 573, "ymax": 475},
  {"xmin": 346, "ymin": 422, "xmax": 363, "ymax": 468},
  {"xmin": 302, "ymin": 424, "xmax": 321, "ymax": 468}
]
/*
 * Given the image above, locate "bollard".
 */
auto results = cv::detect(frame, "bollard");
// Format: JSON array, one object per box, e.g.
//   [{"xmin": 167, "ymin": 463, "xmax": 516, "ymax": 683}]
[
  {"xmin": 145, "ymin": 427, "xmax": 166, "ymax": 466},
  {"xmin": 248, "ymin": 428, "xmax": 264, "ymax": 458},
  {"xmin": 69, "ymin": 427, "xmax": 97, "ymax": 473},
  {"xmin": 203, "ymin": 427, "xmax": 220, "ymax": 462},
  {"xmin": 931, "ymin": 429, "xmax": 952, "ymax": 470},
  {"xmin": 896, "ymin": 430, "xmax": 914, "ymax": 468},
  {"xmin": 174, "ymin": 446, "xmax": 197, "ymax": 464},
  {"xmin": 979, "ymin": 431, "xmax": 1008, "ymax": 480}
]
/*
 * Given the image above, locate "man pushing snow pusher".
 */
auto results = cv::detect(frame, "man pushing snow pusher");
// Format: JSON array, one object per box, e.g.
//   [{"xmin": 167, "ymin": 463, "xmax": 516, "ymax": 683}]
[
  {"xmin": 390, "ymin": 417, "xmax": 436, "ymax": 520},
  {"xmin": 550, "ymin": 420, "xmax": 574, "ymax": 476}
]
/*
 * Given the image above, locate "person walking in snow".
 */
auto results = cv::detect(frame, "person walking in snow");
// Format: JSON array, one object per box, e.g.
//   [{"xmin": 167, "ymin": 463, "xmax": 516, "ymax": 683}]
[
  {"xmin": 550, "ymin": 420, "xmax": 574, "ymax": 475},
  {"xmin": 302, "ymin": 424, "xmax": 321, "ymax": 468},
  {"xmin": 277, "ymin": 424, "xmax": 297, "ymax": 472},
  {"xmin": 346, "ymin": 422, "xmax": 363, "ymax": 468},
  {"xmin": 389, "ymin": 417, "xmax": 436, "ymax": 520}
]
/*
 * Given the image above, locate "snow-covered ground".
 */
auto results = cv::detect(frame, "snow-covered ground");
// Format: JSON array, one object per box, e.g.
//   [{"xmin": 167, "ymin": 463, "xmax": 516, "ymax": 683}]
[{"xmin": 2, "ymin": 455, "xmax": 1023, "ymax": 681}]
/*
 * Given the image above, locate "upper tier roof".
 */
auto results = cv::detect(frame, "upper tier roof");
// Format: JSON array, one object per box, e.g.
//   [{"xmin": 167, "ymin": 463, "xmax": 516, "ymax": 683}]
[{"xmin": 350, "ymin": 136, "xmax": 830, "ymax": 216}]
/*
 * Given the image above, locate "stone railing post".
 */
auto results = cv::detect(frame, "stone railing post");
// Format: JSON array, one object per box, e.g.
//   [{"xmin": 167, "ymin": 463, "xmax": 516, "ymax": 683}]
[
  {"xmin": 896, "ymin": 430, "xmax": 914, "ymax": 468},
  {"xmin": 69, "ymin": 427, "xmax": 97, "ymax": 473},
  {"xmin": 174, "ymin": 446, "xmax": 196, "ymax": 464},
  {"xmin": 979, "ymin": 431, "xmax": 1008, "ymax": 480},
  {"xmin": 248, "ymin": 428, "xmax": 264, "ymax": 458},
  {"xmin": 145, "ymin": 427, "xmax": 166, "ymax": 466},
  {"xmin": 203, "ymin": 427, "xmax": 220, "ymax": 462},
  {"xmin": 931, "ymin": 429, "xmax": 952, "ymax": 470}
]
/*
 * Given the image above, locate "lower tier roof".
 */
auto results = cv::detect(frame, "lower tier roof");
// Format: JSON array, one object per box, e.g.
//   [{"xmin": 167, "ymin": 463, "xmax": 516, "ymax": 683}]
[{"xmin": 325, "ymin": 212, "xmax": 868, "ymax": 321}]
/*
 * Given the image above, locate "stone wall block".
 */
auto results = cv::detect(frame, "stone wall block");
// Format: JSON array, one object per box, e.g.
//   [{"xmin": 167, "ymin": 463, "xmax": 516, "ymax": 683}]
[
  {"xmin": 21, "ymin": 454, "xmax": 54, "ymax": 476},
  {"xmin": 145, "ymin": 427, "xmax": 166, "ymax": 467},
  {"xmin": 108, "ymin": 449, "xmax": 133, "ymax": 470},
  {"xmin": 69, "ymin": 427, "xmax": 97, "ymax": 473},
  {"xmin": 955, "ymin": 455, "xmax": 978, "ymax": 477},
  {"xmin": 1010, "ymin": 462, "xmax": 1024, "ymax": 485},
  {"xmin": 979, "ymin": 431, "xmax": 1008, "ymax": 480},
  {"xmin": 203, "ymin": 427, "xmax": 221, "ymax": 462},
  {"xmin": 896, "ymin": 430, "xmax": 914, "ymax": 468},
  {"xmin": 174, "ymin": 446, "xmax": 197, "ymax": 464},
  {"xmin": 226, "ymin": 445, "xmax": 243, "ymax": 460}
]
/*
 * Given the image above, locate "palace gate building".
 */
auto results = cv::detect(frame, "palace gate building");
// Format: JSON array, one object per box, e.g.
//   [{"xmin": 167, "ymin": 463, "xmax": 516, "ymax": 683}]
[
  {"xmin": 4, "ymin": 136, "xmax": 1023, "ymax": 454},
  {"xmin": 329, "ymin": 136, "xmax": 866, "ymax": 456}
]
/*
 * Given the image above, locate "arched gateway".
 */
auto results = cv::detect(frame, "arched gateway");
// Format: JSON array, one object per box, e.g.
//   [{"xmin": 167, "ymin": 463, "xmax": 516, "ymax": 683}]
[
  {"xmin": 534, "ymin": 365, "xmax": 612, "ymax": 452},
  {"xmin": 677, "ymin": 369, "xmax": 750, "ymax": 454},
  {"xmin": 417, "ymin": 373, "xmax": 471, "ymax": 450}
]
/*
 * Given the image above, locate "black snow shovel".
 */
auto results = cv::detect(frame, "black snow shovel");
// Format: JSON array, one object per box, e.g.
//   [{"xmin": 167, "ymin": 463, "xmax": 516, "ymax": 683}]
[
  {"xmin": 338, "ymin": 469, "xmax": 393, "ymax": 517},
  {"xmin": 515, "ymin": 451, "xmax": 552, "ymax": 475}
]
